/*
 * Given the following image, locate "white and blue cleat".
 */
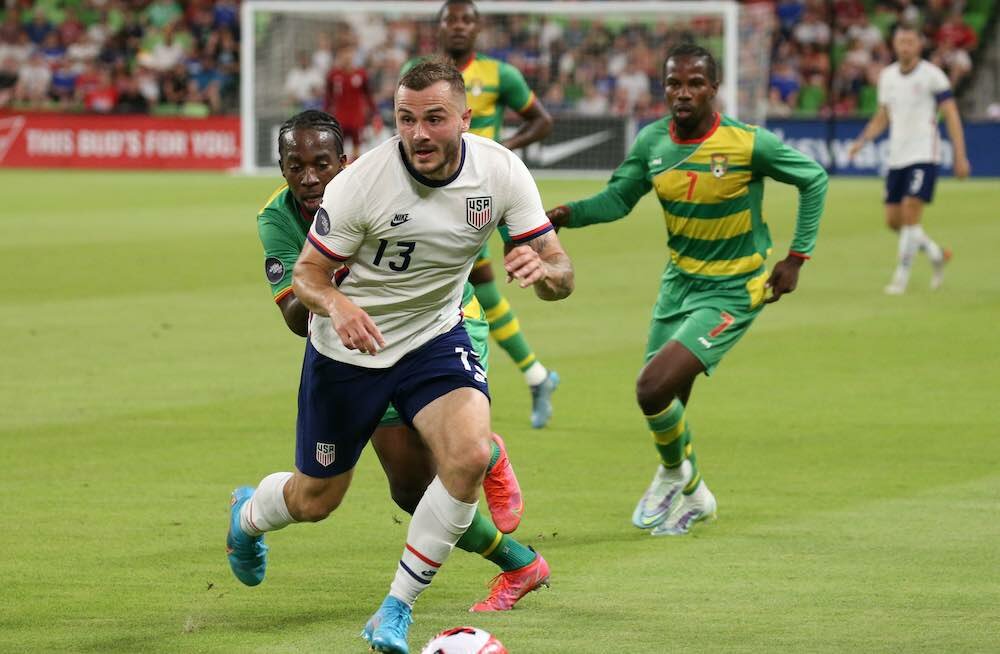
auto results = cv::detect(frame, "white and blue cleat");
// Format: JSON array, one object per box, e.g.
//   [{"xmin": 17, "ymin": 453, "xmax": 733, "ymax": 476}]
[
  {"xmin": 631, "ymin": 463, "xmax": 689, "ymax": 530},
  {"xmin": 530, "ymin": 370, "xmax": 560, "ymax": 429},
  {"xmin": 362, "ymin": 595, "xmax": 413, "ymax": 654},
  {"xmin": 651, "ymin": 480, "xmax": 717, "ymax": 536},
  {"xmin": 226, "ymin": 486, "xmax": 268, "ymax": 586}
]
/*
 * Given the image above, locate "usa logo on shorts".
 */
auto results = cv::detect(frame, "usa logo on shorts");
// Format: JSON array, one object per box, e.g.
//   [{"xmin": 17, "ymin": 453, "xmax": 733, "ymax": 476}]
[
  {"xmin": 316, "ymin": 442, "xmax": 336, "ymax": 467},
  {"xmin": 466, "ymin": 196, "xmax": 492, "ymax": 230}
]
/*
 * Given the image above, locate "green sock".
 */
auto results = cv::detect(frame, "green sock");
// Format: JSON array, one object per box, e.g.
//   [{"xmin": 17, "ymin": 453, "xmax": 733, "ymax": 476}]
[
  {"xmin": 455, "ymin": 512, "xmax": 537, "ymax": 572},
  {"xmin": 682, "ymin": 433, "xmax": 702, "ymax": 495},
  {"xmin": 475, "ymin": 281, "xmax": 537, "ymax": 372},
  {"xmin": 487, "ymin": 438, "xmax": 500, "ymax": 472},
  {"xmin": 645, "ymin": 399, "xmax": 690, "ymax": 468}
]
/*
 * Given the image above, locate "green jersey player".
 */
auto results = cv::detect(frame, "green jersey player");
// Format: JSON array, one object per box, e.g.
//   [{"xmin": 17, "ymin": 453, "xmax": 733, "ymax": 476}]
[
  {"xmin": 547, "ymin": 45, "xmax": 828, "ymax": 536},
  {"xmin": 402, "ymin": 0, "xmax": 560, "ymax": 429},
  {"xmin": 247, "ymin": 110, "xmax": 549, "ymax": 612}
]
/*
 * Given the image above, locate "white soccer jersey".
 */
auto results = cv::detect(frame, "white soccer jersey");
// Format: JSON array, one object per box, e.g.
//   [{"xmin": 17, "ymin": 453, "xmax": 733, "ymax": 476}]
[
  {"xmin": 877, "ymin": 61, "xmax": 953, "ymax": 169},
  {"xmin": 306, "ymin": 133, "xmax": 553, "ymax": 367}
]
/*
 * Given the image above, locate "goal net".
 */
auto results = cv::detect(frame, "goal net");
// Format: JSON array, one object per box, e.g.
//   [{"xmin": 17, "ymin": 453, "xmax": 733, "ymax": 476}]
[{"xmin": 240, "ymin": 1, "xmax": 774, "ymax": 174}]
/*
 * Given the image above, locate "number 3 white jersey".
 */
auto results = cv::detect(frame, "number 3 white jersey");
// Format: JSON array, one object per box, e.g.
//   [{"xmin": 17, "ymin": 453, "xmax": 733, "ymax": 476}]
[
  {"xmin": 877, "ymin": 61, "xmax": 952, "ymax": 169},
  {"xmin": 306, "ymin": 133, "xmax": 553, "ymax": 367}
]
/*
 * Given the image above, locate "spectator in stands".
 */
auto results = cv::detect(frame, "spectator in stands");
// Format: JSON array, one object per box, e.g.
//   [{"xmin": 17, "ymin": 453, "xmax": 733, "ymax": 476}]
[
  {"xmin": 191, "ymin": 52, "xmax": 223, "ymax": 113},
  {"xmin": 931, "ymin": 42, "xmax": 973, "ymax": 87},
  {"xmin": 574, "ymin": 81, "xmax": 609, "ymax": 116},
  {"xmin": 15, "ymin": 51, "xmax": 51, "ymax": 107},
  {"xmin": 115, "ymin": 73, "xmax": 150, "ymax": 114},
  {"xmin": 83, "ymin": 66, "xmax": 118, "ymax": 113},
  {"xmin": 285, "ymin": 51, "xmax": 324, "ymax": 111},
  {"xmin": 212, "ymin": 0, "xmax": 240, "ymax": 34},
  {"xmin": 59, "ymin": 8, "xmax": 86, "ymax": 48},
  {"xmin": 769, "ymin": 60, "xmax": 801, "ymax": 116},
  {"xmin": 161, "ymin": 61, "xmax": 190, "ymax": 106},
  {"xmin": 146, "ymin": 25, "xmax": 188, "ymax": 72},
  {"xmin": 793, "ymin": 8, "xmax": 831, "ymax": 48},
  {"xmin": 39, "ymin": 32, "xmax": 67, "ymax": 67},
  {"xmin": 49, "ymin": 60, "xmax": 79, "ymax": 108},
  {"xmin": 616, "ymin": 55, "xmax": 652, "ymax": 112},
  {"xmin": 24, "ymin": 8, "xmax": 53, "ymax": 46},
  {"xmin": 0, "ymin": 10, "xmax": 21, "ymax": 45},
  {"xmin": 848, "ymin": 12, "xmax": 887, "ymax": 51},
  {"xmin": 0, "ymin": 56, "xmax": 19, "ymax": 107},
  {"xmin": 145, "ymin": 0, "xmax": 183, "ymax": 31},
  {"xmin": 935, "ymin": 11, "xmax": 978, "ymax": 51}
]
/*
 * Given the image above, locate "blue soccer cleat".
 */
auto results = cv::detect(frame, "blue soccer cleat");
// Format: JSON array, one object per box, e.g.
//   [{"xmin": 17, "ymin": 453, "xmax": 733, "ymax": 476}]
[
  {"xmin": 226, "ymin": 486, "xmax": 268, "ymax": 586},
  {"xmin": 361, "ymin": 595, "xmax": 413, "ymax": 654},
  {"xmin": 530, "ymin": 370, "xmax": 560, "ymax": 429}
]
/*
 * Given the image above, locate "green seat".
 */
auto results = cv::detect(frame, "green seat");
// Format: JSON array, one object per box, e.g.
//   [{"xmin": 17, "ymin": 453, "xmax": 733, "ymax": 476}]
[
  {"xmin": 964, "ymin": 12, "xmax": 988, "ymax": 36},
  {"xmin": 858, "ymin": 85, "xmax": 878, "ymax": 116},
  {"xmin": 965, "ymin": 0, "xmax": 993, "ymax": 14},
  {"xmin": 151, "ymin": 103, "xmax": 179, "ymax": 117},
  {"xmin": 797, "ymin": 85, "xmax": 826, "ymax": 116},
  {"xmin": 180, "ymin": 101, "xmax": 210, "ymax": 118}
]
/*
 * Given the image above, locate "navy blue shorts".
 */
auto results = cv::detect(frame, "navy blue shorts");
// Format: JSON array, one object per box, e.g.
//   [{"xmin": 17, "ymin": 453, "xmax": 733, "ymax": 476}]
[
  {"xmin": 295, "ymin": 322, "xmax": 490, "ymax": 478},
  {"xmin": 884, "ymin": 163, "xmax": 938, "ymax": 204}
]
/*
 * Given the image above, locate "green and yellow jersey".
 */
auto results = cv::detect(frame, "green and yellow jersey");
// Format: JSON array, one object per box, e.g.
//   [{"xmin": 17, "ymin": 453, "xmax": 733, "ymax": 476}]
[
  {"xmin": 257, "ymin": 185, "xmax": 311, "ymax": 305},
  {"xmin": 402, "ymin": 53, "xmax": 536, "ymax": 142},
  {"xmin": 566, "ymin": 113, "xmax": 827, "ymax": 287},
  {"xmin": 256, "ymin": 185, "xmax": 478, "ymax": 309}
]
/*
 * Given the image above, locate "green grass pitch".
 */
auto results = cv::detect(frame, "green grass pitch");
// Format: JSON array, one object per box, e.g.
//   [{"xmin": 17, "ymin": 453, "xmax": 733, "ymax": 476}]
[{"xmin": 2, "ymin": 170, "xmax": 999, "ymax": 653}]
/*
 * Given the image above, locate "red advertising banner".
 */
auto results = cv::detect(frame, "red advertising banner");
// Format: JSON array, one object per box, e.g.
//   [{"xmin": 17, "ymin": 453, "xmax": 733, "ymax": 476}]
[{"xmin": 0, "ymin": 113, "xmax": 240, "ymax": 170}]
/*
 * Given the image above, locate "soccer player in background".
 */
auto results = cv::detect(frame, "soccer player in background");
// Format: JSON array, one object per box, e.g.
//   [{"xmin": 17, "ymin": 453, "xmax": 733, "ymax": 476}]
[
  {"xmin": 236, "ymin": 64, "xmax": 574, "ymax": 653},
  {"xmin": 848, "ymin": 25, "xmax": 970, "ymax": 295},
  {"xmin": 246, "ymin": 110, "xmax": 552, "ymax": 614},
  {"xmin": 546, "ymin": 44, "xmax": 828, "ymax": 536},
  {"xmin": 403, "ymin": 0, "xmax": 559, "ymax": 429},
  {"xmin": 325, "ymin": 45, "xmax": 379, "ymax": 161}
]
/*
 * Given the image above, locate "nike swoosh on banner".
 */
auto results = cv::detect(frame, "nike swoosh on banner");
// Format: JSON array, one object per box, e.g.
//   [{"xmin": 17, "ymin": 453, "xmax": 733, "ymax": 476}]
[{"xmin": 529, "ymin": 130, "xmax": 615, "ymax": 166}]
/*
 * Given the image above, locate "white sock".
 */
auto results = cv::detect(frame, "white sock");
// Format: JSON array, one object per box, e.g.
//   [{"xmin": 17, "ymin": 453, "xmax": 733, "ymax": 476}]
[
  {"xmin": 240, "ymin": 472, "xmax": 295, "ymax": 536},
  {"xmin": 892, "ymin": 225, "xmax": 921, "ymax": 284},
  {"xmin": 912, "ymin": 224, "xmax": 944, "ymax": 262},
  {"xmin": 524, "ymin": 361, "xmax": 548, "ymax": 387},
  {"xmin": 389, "ymin": 476, "xmax": 476, "ymax": 607},
  {"xmin": 662, "ymin": 459, "xmax": 692, "ymax": 484}
]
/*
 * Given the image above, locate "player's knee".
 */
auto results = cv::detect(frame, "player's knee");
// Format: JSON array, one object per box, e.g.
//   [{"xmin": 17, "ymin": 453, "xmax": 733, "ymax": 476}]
[
  {"xmin": 447, "ymin": 438, "xmax": 491, "ymax": 482},
  {"xmin": 635, "ymin": 372, "xmax": 673, "ymax": 415},
  {"xmin": 389, "ymin": 485, "xmax": 422, "ymax": 515}
]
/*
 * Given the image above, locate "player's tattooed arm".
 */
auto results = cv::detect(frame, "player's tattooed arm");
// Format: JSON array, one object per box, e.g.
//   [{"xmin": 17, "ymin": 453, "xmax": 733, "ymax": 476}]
[{"xmin": 503, "ymin": 231, "xmax": 574, "ymax": 301}]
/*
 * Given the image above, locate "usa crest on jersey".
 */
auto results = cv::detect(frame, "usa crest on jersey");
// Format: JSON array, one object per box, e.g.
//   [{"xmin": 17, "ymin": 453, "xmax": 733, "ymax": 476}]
[
  {"xmin": 711, "ymin": 154, "xmax": 729, "ymax": 178},
  {"xmin": 466, "ymin": 196, "xmax": 492, "ymax": 230}
]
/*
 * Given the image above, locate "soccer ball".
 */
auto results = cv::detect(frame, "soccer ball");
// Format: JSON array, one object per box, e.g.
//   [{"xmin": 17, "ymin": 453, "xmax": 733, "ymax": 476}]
[{"xmin": 419, "ymin": 626, "xmax": 508, "ymax": 654}]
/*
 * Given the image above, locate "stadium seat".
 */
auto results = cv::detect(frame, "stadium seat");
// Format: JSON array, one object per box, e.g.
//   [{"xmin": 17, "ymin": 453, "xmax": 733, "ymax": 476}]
[
  {"xmin": 796, "ymin": 85, "xmax": 826, "ymax": 116},
  {"xmin": 858, "ymin": 85, "xmax": 879, "ymax": 116},
  {"xmin": 963, "ymin": 12, "xmax": 988, "ymax": 36},
  {"xmin": 151, "ymin": 104, "xmax": 178, "ymax": 117}
]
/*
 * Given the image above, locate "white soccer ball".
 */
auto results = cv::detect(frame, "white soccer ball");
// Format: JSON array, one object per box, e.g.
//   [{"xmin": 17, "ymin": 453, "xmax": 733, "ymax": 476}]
[{"xmin": 419, "ymin": 626, "xmax": 508, "ymax": 654}]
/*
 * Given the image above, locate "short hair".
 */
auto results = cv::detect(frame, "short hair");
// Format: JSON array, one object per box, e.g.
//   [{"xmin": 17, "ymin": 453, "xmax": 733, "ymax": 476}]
[
  {"xmin": 398, "ymin": 56, "xmax": 466, "ymax": 96},
  {"xmin": 277, "ymin": 110, "xmax": 344, "ymax": 160},
  {"xmin": 437, "ymin": 0, "xmax": 479, "ymax": 22},
  {"xmin": 665, "ymin": 43, "xmax": 720, "ymax": 84}
]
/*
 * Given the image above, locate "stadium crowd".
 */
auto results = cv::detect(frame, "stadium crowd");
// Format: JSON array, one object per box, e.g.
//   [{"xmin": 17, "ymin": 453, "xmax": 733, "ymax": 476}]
[
  {"xmin": 0, "ymin": 0, "xmax": 240, "ymax": 115},
  {"xmin": 0, "ymin": 0, "xmax": 995, "ymax": 119},
  {"xmin": 767, "ymin": 0, "xmax": 991, "ymax": 117}
]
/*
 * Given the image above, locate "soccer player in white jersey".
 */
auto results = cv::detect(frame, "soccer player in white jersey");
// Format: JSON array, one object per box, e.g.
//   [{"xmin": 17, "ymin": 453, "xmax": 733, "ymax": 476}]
[
  {"xmin": 848, "ymin": 25, "xmax": 970, "ymax": 295},
  {"xmin": 227, "ymin": 59, "xmax": 573, "ymax": 654}
]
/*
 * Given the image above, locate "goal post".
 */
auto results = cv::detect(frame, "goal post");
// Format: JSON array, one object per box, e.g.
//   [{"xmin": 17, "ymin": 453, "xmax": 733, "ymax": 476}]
[{"xmin": 240, "ymin": 0, "xmax": 772, "ymax": 174}]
